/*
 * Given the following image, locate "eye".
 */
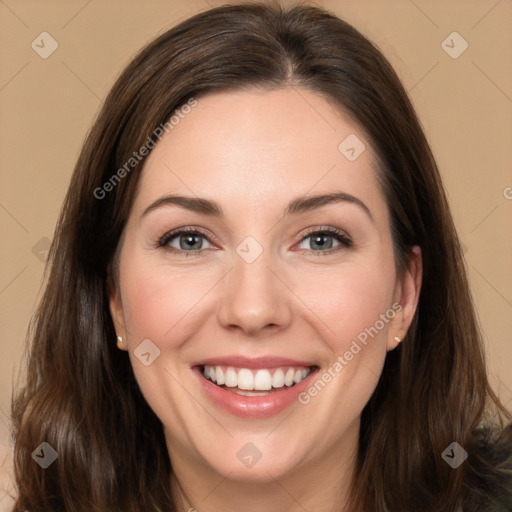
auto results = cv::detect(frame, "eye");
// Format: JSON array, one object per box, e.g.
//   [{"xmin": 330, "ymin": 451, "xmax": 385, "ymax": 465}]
[
  {"xmin": 296, "ymin": 227, "xmax": 352, "ymax": 254},
  {"xmin": 158, "ymin": 228, "xmax": 214, "ymax": 254},
  {"xmin": 157, "ymin": 226, "xmax": 352, "ymax": 257}
]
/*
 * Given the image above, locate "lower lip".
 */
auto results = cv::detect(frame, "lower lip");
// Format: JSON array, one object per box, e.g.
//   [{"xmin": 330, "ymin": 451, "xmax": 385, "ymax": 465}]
[{"xmin": 193, "ymin": 366, "xmax": 318, "ymax": 419}]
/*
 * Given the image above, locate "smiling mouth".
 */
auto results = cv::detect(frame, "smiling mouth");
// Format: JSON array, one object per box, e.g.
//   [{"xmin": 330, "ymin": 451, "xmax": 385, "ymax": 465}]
[{"xmin": 199, "ymin": 364, "xmax": 318, "ymax": 396}]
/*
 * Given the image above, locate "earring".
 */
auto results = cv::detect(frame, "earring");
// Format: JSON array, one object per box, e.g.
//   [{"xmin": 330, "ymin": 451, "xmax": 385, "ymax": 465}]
[
  {"xmin": 116, "ymin": 335, "xmax": 125, "ymax": 349},
  {"xmin": 394, "ymin": 336, "xmax": 401, "ymax": 343}
]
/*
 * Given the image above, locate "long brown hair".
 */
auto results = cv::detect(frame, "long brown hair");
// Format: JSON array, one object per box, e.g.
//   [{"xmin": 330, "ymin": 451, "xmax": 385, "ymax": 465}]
[{"xmin": 11, "ymin": 2, "xmax": 512, "ymax": 511}]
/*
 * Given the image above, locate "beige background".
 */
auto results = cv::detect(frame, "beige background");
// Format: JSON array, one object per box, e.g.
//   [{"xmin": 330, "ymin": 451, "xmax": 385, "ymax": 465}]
[{"xmin": 1, "ymin": 0, "xmax": 511, "ymax": 508}]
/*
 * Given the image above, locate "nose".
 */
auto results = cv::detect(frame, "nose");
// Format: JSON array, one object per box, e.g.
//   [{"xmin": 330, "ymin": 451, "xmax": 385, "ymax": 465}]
[{"xmin": 217, "ymin": 247, "xmax": 293, "ymax": 336}]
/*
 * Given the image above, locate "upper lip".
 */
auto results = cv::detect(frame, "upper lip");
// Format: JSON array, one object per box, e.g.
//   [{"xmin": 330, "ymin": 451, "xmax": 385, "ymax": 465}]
[{"xmin": 191, "ymin": 355, "xmax": 317, "ymax": 369}]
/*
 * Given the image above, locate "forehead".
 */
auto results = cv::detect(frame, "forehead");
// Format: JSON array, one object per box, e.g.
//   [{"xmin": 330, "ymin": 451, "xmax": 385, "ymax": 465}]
[{"xmin": 132, "ymin": 87, "xmax": 387, "ymax": 222}]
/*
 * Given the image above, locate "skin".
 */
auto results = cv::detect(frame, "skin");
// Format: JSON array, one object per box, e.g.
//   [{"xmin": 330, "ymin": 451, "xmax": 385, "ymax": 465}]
[{"xmin": 109, "ymin": 87, "xmax": 422, "ymax": 512}]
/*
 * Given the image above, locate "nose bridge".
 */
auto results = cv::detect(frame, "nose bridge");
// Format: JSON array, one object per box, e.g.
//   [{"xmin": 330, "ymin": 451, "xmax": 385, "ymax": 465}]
[{"xmin": 216, "ymin": 236, "xmax": 292, "ymax": 334}]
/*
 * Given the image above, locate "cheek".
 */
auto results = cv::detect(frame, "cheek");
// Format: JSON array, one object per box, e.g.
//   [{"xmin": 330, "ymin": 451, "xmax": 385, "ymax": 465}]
[
  {"xmin": 292, "ymin": 256, "xmax": 395, "ymax": 410},
  {"xmin": 297, "ymin": 259, "xmax": 396, "ymax": 345},
  {"xmin": 295, "ymin": 265, "xmax": 393, "ymax": 422},
  {"xmin": 119, "ymin": 251, "xmax": 217, "ymax": 342}
]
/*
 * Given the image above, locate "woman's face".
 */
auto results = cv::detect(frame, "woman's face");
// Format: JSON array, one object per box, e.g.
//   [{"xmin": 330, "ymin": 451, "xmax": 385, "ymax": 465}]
[{"xmin": 109, "ymin": 87, "xmax": 421, "ymax": 483}]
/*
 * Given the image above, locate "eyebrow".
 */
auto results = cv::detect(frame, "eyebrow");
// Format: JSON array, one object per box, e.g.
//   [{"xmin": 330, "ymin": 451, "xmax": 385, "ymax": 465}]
[{"xmin": 141, "ymin": 191, "xmax": 373, "ymax": 222}]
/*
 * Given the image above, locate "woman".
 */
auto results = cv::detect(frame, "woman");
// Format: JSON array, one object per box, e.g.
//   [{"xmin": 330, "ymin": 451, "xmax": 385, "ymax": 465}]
[{"xmin": 10, "ymin": 2, "xmax": 512, "ymax": 511}]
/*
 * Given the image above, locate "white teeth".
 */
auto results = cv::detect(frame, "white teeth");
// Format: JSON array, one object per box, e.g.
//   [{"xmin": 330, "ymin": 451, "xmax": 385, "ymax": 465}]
[
  {"xmin": 202, "ymin": 364, "xmax": 312, "ymax": 390},
  {"xmin": 224, "ymin": 367, "xmax": 237, "ymax": 388},
  {"xmin": 237, "ymin": 369, "xmax": 254, "ymax": 390},
  {"xmin": 254, "ymin": 370, "xmax": 272, "ymax": 390},
  {"xmin": 215, "ymin": 366, "xmax": 225, "ymax": 386},
  {"xmin": 272, "ymin": 368, "xmax": 285, "ymax": 388},
  {"xmin": 231, "ymin": 389, "xmax": 270, "ymax": 397},
  {"xmin": 284, "ymin": 368, "xmax": 295, "ymax": 386}
]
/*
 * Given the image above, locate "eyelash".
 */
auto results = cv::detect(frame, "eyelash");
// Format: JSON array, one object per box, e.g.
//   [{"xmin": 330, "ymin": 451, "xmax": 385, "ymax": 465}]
[{"xmin": 157, "ymin": 226, "xmax": 353, "ymax": 257}]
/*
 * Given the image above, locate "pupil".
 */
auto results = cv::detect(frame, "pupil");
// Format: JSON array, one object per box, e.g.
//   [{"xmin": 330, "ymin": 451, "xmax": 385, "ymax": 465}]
[
  {"xmin": 312, "ymin": 234, "xmax": 332, "ymax": 250},
  {"xmin": 177, "ymin": 234, "xmax": 334, "ymax": 251},
  {"xmin": 181, "ymin": 234, "xmax": 201, "ymax": 250}
]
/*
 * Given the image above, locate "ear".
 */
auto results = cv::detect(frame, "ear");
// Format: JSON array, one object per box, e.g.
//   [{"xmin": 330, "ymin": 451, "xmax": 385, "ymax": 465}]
[
  {"xmin": 387, "ymin": 245, "xmax": 422, "ymax": 351},
  {"xmin": 107, "ymin": 270, "xmax": 128, "ymax": 351}
]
